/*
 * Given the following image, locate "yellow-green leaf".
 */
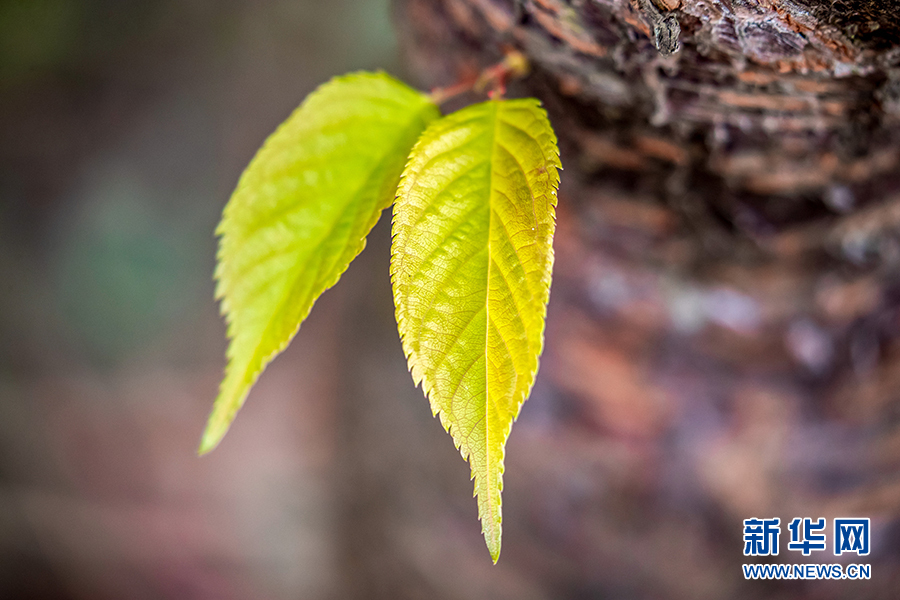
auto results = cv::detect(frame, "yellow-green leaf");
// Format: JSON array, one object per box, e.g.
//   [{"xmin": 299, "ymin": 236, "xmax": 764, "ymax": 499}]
[
  {"xmin": 391, "ymin": 98, "xmax": 560, "ymax": 561},
  {"xmin": 202, "ymin": 72, "xmax": 439, "ymax": 454}
]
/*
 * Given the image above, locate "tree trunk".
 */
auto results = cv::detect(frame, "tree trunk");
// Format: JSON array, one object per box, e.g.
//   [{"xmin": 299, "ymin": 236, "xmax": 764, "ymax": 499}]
[{"xmin": 331, "ymin": 0, "xmax": 900, "ymax": 598}]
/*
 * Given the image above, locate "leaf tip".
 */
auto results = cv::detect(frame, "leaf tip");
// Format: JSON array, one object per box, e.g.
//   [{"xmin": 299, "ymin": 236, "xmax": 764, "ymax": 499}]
[
  {"xmin": 484, "ymin": 519, "xmax": 502, "ymax": 563},
  {"xmin": 198, "ymin": 416, "xmax": 227, "ymax": 456}
]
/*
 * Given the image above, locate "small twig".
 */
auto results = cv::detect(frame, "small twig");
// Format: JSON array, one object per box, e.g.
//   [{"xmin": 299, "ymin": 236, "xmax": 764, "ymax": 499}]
[
  {"xmin": 429, "ymin": 49, "xmax": 530, "ymax": 104},
  {"xmin": 428, "ymin": 78, "xmax": 478, "ymax": 105}
]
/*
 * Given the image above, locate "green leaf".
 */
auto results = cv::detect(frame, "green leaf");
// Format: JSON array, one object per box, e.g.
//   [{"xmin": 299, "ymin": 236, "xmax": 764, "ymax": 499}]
[
  {"xmin": 391, "ymin": 98, "xmax": 560, "ymax": 561},
  {"xmin": 201, "ymin": 72, "xmax": 439, "ymax": 454}
]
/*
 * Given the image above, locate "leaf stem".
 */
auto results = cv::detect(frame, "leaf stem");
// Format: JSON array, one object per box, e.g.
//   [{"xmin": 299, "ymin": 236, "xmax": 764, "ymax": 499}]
[{"xmin": 429, "ymin": 49, "xmax": 530, "ymax": 105}]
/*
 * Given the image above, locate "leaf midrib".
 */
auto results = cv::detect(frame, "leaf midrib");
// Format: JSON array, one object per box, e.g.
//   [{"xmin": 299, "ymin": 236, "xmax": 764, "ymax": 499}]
[{"xmin": 483, "ymin": 99, "xmax": 500, "ymax": 555}]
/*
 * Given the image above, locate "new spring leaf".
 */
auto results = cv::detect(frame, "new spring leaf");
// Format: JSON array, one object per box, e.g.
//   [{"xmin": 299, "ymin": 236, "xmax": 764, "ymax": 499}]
[
  {"xmin": 202, "ymin": 72, "xmax": 439, "ymax": 453},
  {"xmin": 391, "ymin": 98, "xmax": 560, "ymax": 561}
]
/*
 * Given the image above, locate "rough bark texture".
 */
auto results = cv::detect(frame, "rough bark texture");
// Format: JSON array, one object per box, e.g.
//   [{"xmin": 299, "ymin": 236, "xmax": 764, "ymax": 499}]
[{"xmin": 337, "ymin": 0, "xmax": 900, "ymax": 597}]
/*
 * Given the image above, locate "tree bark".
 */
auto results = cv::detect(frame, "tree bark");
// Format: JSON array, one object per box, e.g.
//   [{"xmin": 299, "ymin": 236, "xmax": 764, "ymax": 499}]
[{"xmin": 339, "ymin": 1, "xmax": 900, "ymax": 598}]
